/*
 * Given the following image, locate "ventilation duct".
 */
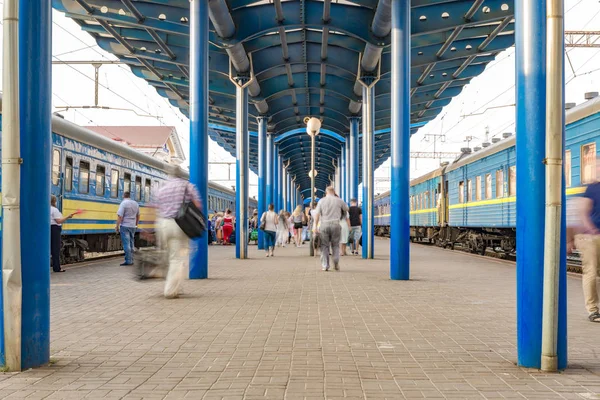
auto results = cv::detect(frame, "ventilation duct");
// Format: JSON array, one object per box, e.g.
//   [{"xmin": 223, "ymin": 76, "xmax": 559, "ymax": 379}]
[
  {"xmin": 473, "ymin": 146, "xmax": 482, "ymax": 152},
  {"xmin": 481, "ymin": 142, "xmax": 491, "ymax": 148},
  {"xmin": 502, "ymin": 132, "xmax": 512, "ymax": 138},
  {"xmin": 565, "ymin": 102, "xmax": 576, "ymax": 110},
  {"xmin": 460, "ymin": 147, "xmax": 472, "ymax": 154},
  {"xmin": 492, "ymin": 138, "xmax": 501, "ymax": 144},
  {"xmin": 585, "ymin": 92, "xmax": 598, "ymax": 100}
]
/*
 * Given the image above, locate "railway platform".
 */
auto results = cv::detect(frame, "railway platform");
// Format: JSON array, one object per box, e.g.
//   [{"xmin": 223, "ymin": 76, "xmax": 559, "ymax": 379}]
[{"xmin": 0, "ymin": 239, "xmax": 598, "ymax": 399}]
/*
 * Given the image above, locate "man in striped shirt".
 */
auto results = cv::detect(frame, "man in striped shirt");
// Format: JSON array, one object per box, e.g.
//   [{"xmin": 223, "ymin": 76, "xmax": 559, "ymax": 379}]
[{"xmin": 156, "ymin": 165, "xmax": 201, "ymax": 299}]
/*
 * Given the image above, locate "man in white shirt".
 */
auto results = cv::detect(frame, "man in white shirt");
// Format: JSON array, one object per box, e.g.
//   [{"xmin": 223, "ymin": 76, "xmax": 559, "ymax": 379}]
[
  {"xmin": 312, "ymin": 187, "xmax": 349, "ymax": 271},
  {"xmin": 116, "ymin": 192, "xmax": 140, "ymax": 266}
]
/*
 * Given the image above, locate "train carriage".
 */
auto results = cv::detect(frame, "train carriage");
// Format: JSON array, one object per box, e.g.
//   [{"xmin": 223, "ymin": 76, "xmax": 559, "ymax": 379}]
[
  {"xmin": 0, "ymin": 102, "xmax": 258, "ymax": 264},
  {"xmin": 443, "ymin": 137, "xmax": 516, "ymax": 254}
]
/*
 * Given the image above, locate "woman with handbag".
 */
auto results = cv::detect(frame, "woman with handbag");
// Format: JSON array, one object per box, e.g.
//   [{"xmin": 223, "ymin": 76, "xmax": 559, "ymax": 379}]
[
  {"xmin": 156, "ymin": 165, "xmax": 201, "ymax": 299},
  {"xmin": 261, "ymin": 204, "xmax": 278, "ymax": 257}
]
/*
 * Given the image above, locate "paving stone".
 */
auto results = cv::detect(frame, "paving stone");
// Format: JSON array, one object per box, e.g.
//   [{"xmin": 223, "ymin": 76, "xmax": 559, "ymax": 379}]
[{"xmin": 0, "ymin": 241, "xmax": 598, "ymax": 399}]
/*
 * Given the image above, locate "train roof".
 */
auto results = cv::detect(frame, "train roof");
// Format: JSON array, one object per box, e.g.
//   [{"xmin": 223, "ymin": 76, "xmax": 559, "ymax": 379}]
[
  {"xmin": 445, "ymin": 135, "xmax": 515, "ymax": 173},
  {"xmin": 0, "ymin": 95, "xmax": 237, "ymax": 197},
  {"xmin": 410, "ymin": 166, "xmax": 447, "ymax": 187},
  {"xmin": 446, "ymin": 95, "xmax": 600, "ymax": 173}
]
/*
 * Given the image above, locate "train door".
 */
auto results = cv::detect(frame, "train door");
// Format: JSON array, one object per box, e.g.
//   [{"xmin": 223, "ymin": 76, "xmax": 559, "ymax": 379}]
[
  {"xmin": 444, "ymin": 179, "xmax": 449, "ymax": 225},
  {"xmin": 51, "ymin": 147, "xmax": 63, "ymax": 210}
]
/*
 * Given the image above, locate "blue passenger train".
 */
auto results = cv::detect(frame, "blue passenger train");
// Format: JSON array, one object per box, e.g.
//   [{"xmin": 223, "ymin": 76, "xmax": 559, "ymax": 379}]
[
  {"xmin": 0, "ymin": 106, "xmax": 257, "ymax": 264},
  {"xmin": 375, "ymin": 95, "xmax": 600, "ymax": 254}
]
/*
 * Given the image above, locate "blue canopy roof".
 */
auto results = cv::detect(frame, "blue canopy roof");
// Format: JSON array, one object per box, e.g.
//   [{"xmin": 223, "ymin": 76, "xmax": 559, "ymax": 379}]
[{"xmin": 53, "ymin": 0, "xmax": 515, "ymax": 193}]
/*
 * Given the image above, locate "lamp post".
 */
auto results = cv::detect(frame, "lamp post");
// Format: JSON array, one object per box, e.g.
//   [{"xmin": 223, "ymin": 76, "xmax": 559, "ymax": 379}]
[{"xmin": 306, "ymin": 117, "xmax": 321, "ymax": 256}]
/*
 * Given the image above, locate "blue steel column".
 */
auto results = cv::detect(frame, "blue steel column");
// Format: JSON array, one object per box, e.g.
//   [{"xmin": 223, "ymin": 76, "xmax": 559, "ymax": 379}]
[
  {"xmin": 266, "ymin": 133, "xmax": 274, "ymax": 209},
  {"xmin": 18, "ymin": 0, "xmax": 52, "ymax": 369},
  {"xmin": 348, "ymin": 118, "xmax": 360, "ymax": 201},
  {"xmin": 344, "ymin": 139, "xmax": 350, "ymax": 201},
  {"xmin": 516, "ymin": 0, "xmax": 566, "ymax": 368},
  {"xmin": 189, "ymin": 1, "xmax": 209, "ymax": 279},
  {"xmin": 286, "ymin": 174, "xmax": 292, "ymax": 211},
  {"xmin": 275, "ymin": 151, "xmax": 283, "ymax": 212},
  {"xmin": 234, "ymin": 81, "xmax": 249, "ymax": 259},
  {"xmin": 390, "ymin": 0, "xmax": 411, "ymax": 280},
  {"xmin": 340, "ymin": 145, "xmax": 346, "ymax": 202},
  {"xmin": 361, "ymin": 84, "xmax": 375, "ymax": 259},
  {"xmin": 257, "ymin": 117, "xmax": 267, "ymax": 250}
]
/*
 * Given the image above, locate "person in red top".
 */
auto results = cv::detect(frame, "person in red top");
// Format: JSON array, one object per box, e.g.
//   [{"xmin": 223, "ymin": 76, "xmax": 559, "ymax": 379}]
[{"xmin": 222, "ymin": 209, "xmax": 234, "ymax": 245}]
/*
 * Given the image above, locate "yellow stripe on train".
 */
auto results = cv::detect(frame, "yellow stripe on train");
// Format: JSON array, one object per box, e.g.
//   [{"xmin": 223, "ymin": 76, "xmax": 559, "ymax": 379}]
[{"xmin": 62, "ymin": 199, "xmax": 156, "ymax": 230}]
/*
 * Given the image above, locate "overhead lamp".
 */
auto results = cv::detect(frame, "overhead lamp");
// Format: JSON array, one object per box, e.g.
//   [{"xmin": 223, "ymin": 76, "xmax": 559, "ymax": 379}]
[{"xmin": 304, "ymin": 117, "xmax": 321, "ymax": 137}]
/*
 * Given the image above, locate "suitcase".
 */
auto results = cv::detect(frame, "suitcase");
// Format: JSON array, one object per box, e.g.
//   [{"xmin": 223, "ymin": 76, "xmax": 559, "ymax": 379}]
[{"xmin": 134, "ymin": 249, "xmax": 167, "ymax": 280}]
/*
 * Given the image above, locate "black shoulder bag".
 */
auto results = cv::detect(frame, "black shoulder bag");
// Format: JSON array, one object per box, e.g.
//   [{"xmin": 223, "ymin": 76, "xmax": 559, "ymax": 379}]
[{"xmin": 175, "ymin": 184, "xmax": 207, "ymax": 239}]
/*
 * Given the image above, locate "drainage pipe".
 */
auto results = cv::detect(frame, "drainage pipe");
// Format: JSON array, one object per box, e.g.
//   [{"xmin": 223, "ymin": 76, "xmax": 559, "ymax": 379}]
[
  {"xmin": 2, "ymin": 0, "xmax": 22, "ymax": 371},
  {"xmin": 540, "ymin": 0, "xmax": 564, "ymax": 373}
]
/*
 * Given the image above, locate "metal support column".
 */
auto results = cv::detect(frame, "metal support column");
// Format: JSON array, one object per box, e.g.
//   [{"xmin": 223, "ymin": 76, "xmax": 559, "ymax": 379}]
[
  {"xmin": 231, "ymin": 74, "xmax": 252, "ymax": 259},
  {"xmin": 390, "ymin": 0, "xmax": 411, "ymax": 280},
  {"xmin": 257, "ymin": 117, "xmax": 267, "ymax": 250},
  {"xmin": 341, "ymin": 145, "xmax": 347, "ymax": 202},
  {"xmin": 1, "ymin": 0, "xmax": 53, "ymax": 371},
  {"xmin": 287, "ymin": 173, "xmax": 292, "ymax": 211},
  {"xmin": 19, "ymin": 0, "xmax": 52, "ymax": 370},
  {"xmin": 189, "ymin": 1, "xmax": 209, "ymax": 279},
  {"xmin": 348, "ymin": 118, "xmax": 360, "ymax": 201},
  {"xmin": 359, "ymin": 69, "xmax": 379, "ymax": 259},
  {"xmin": 266, "ymin": 133, "xmax": 274, "ymax": 209},
  {"xmin": 516, "ymin": 0, "xmax": 567, "ymax": 369},
  {"xmin": 275, "ymin": 150, "xmax": 281, "ymax": 212},
  {"xmin": 310, "ymin": 133, "xmax": 316, "ymax": 256},
  {"xmin": 541, "ymin": 0, "xmax": 566, "ymax": 372}
]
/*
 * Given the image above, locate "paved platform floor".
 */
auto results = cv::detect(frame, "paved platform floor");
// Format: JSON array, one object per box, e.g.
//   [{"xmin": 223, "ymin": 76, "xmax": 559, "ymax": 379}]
[{"xmin": 1, "ymin": 239, "xmax": 599, "ymax": 399}]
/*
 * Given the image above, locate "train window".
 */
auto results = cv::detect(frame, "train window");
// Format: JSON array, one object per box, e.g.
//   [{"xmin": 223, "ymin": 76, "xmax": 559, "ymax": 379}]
[
  {"xmin": 467, "ymin": 180, "xmax": 472, "ymax": 202},
  {"xmin": 111, "ymin": 169, "xmax": 119, "ymax": 198},
  {"xmin": 485, "ymin": 174, "xmax": 492, "ymax": 199},
  {"xmin": 144, "ymin": 179, "xmax": 151, "ymax": 202},
  {"xmin": 565, "ymin": 151, "xmax": 571, "ymax": 187},
  {"xmin": 458, "ymin": 181, "xmax": 464, "ymax": 203},
  {"xmin": 96, "ymin": 165, "xmax": 106, "ymax": 196},
  {"xmin": 65, "ymin": 157, "xmax": 73, "ymax": 191},
  {"xmin": 135, "ymin": 177, "xmax": 142, "ymax": 201},
  {"xmin": 582, "ymin": 143, "xmax": 596, "ymax": 184},
  {"xmin": 52, "ymin": 149, "xmax": 61, "ymax": 186},
  {"xmin": 153, "ymin": 180, "xmax": 160, "ymax": 197},
  {"xmin": 79, "ymin": 161, "xmax": 90, "ymax": 194},
  {"xmin": 509, "ymin": 166, "xmax": 517, "ymax": 196},
  {"xmin": 124, "ymin": 173, "xmax": 132, "ymax": 195},
  {"xmin": 476, "ymin": 176, "xmax": 482, "ymax": 201},
  {"xmin": 496, "ymin": 169, "xmax": 504, "ymax": 198}
]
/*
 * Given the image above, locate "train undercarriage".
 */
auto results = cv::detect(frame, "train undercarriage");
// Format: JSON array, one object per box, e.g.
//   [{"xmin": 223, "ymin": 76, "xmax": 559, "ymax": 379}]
[
  {"xmin": 60, "ymin": 233, "xmax": 153, "ymax": 264},
  {"xmin": 375, "ymin": 224, "xmax": 516, "ymax": 255}
]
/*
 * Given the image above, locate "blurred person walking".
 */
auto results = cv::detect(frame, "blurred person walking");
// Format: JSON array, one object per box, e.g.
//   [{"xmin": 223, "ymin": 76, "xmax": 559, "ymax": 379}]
[
  {"xmin": 50, "ymin": 195, "xmax": 75, "ymax": 273},
  {"xmin": 575, "ymin": 171, "xmax": 600, "ymax": 323},
  {"xmin": 312, "ymin": 187, "xmax": 349, "ymax": 271},
  {"xmin": 156, "ymin": 165, "xmax": 201, "ymax": 299},
  {"xmin": 116, "ymin": 191, "xmax": 140, "ymax": 266},
  {"xmin": 339, "ymin": 208, "xmax": 351, "ymax": 256},
  {"xmin": 261, "ymin": 204, "xmax": 278, "ymax": 257},
  {"xmin": 276, "ymin": 210, "xmax": 289, "ymax": 247}
]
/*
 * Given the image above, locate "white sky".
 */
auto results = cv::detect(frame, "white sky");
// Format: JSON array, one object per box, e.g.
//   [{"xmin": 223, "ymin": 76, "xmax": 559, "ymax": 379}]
[{"xmin": 1, "ymin": 2, "xmax": 599, "ymax": 199}]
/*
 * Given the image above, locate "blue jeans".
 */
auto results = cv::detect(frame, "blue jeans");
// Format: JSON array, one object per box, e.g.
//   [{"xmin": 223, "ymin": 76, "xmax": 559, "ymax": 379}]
[
  {"xmin": 120, "ymin": 226, "xmax": 136, "ymax": 264},
  {"xmin": 264, "ymin": 230, "xmax": 276, "ymax": 249}
]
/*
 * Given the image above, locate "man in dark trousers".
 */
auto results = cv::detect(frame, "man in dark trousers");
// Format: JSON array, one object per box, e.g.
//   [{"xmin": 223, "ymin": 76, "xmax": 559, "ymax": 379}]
[{"xmin": 348, "ymin": 198, "xmax": 362, "ymax": 255}]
